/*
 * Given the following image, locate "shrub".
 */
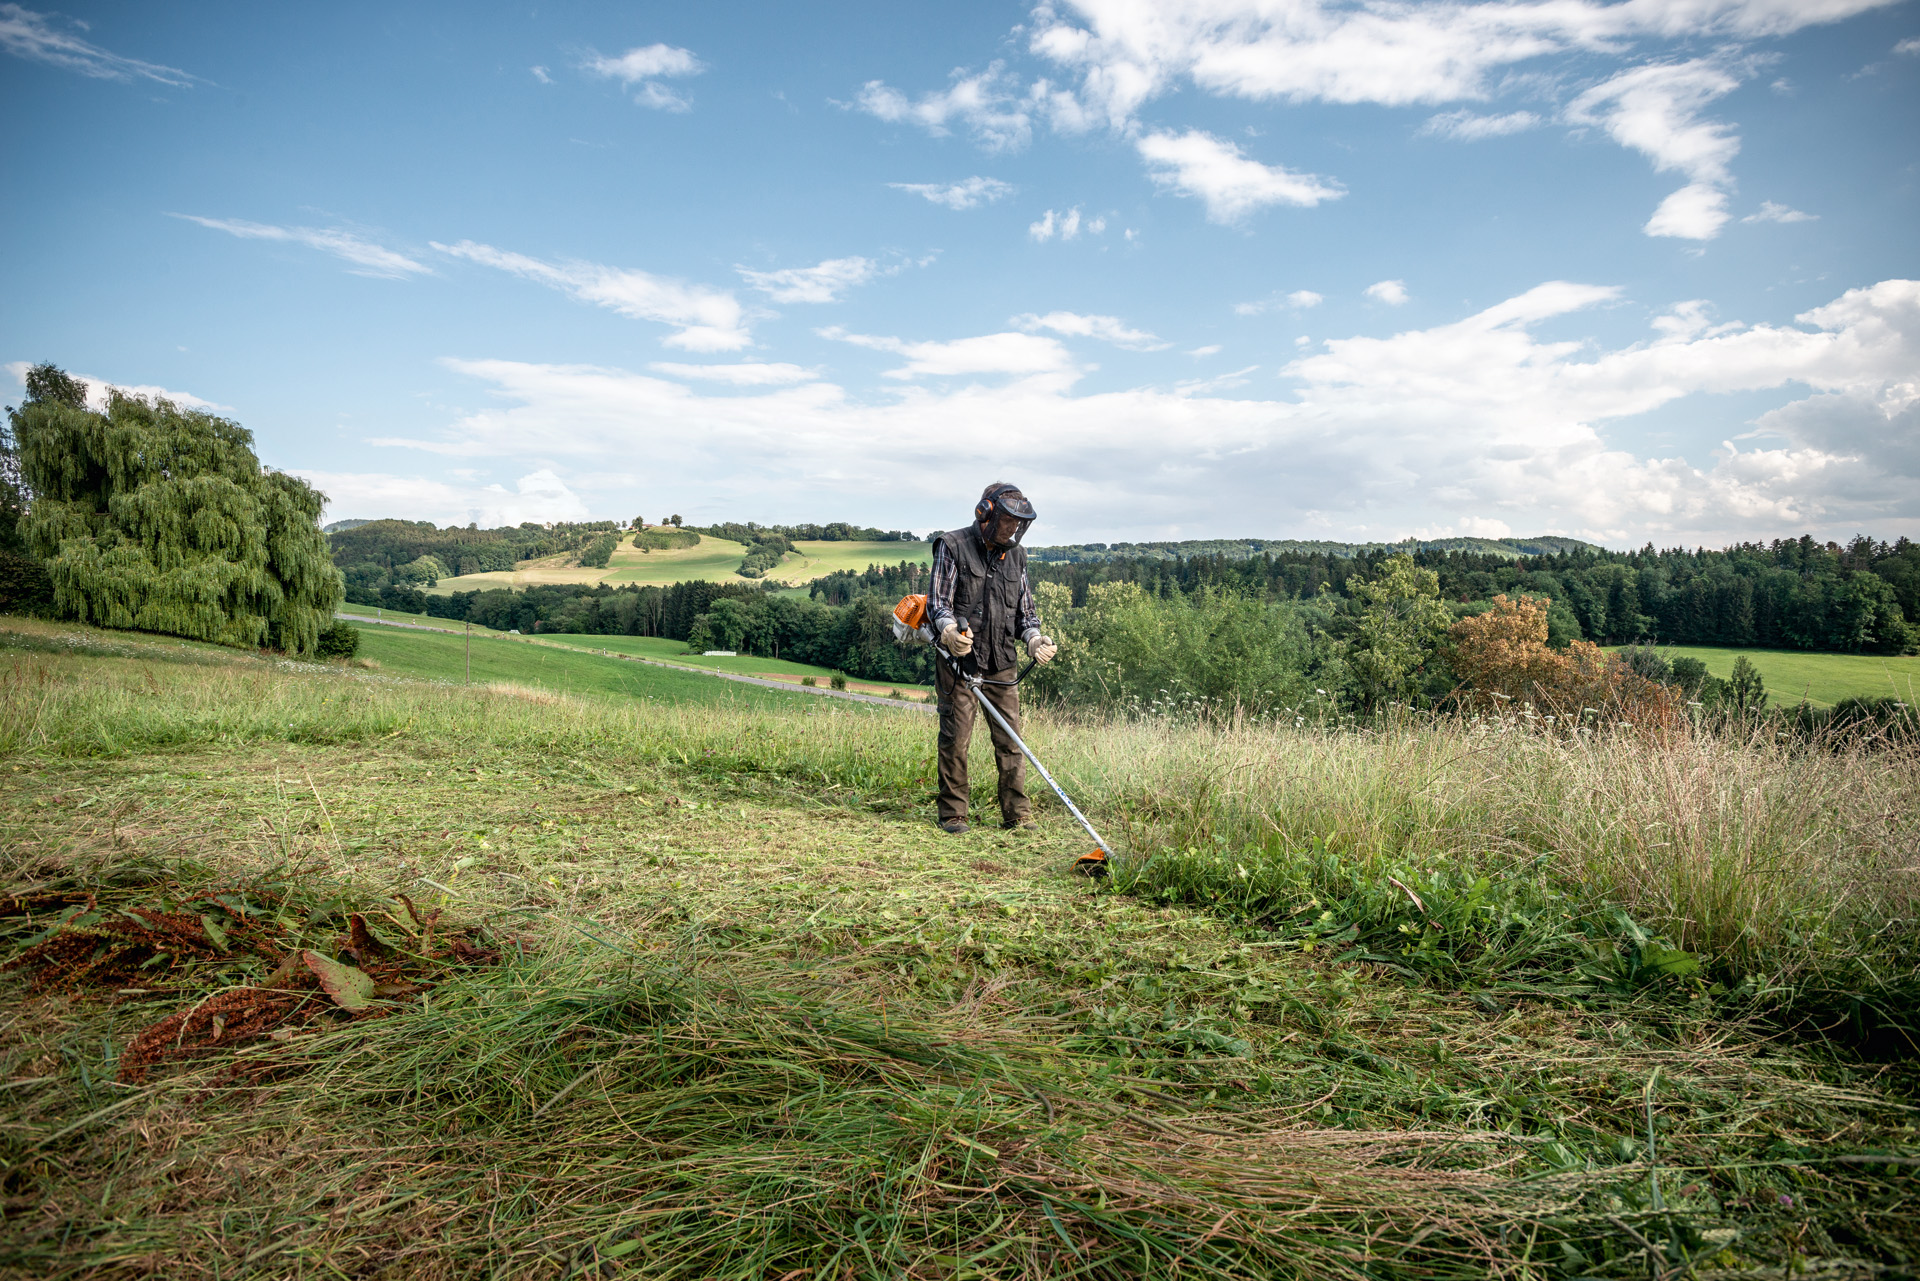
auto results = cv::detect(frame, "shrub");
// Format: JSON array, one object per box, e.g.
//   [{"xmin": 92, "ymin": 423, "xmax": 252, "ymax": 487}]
[
  {"xmin": 830, "ymin": 674, "xmax": 847, "ymax": 691},
  {"xmin": 314, "ymin": 622, "xmax": 360, "ymax": 660},
  {"xmin": 1447, "ymin": 594, "xmax": 1675, "ymax": 725}
]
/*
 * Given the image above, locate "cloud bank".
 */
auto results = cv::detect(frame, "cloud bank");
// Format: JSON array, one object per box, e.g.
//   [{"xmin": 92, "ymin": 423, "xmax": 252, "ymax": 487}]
[{"xmin": 350, "ymin": 278, "xmax": 1920, "ymax": 543}]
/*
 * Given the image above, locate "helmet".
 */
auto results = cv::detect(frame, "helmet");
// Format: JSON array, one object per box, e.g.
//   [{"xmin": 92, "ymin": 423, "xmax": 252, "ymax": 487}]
[{"xmin": 975, "ymin": 482, "xmax": 1037, "ymax": 549}]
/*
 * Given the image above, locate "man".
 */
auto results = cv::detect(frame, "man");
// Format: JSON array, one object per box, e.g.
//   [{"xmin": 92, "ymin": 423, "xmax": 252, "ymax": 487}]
[{"xmin": 927, "ymin": 482, "xmax": 1058, "ymax": 834}]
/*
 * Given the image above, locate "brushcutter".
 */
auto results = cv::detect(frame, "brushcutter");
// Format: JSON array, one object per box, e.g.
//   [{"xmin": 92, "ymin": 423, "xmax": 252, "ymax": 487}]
[{"xmin": 893, "ymin": 593, "xmax": 1112, "ymax": 876}]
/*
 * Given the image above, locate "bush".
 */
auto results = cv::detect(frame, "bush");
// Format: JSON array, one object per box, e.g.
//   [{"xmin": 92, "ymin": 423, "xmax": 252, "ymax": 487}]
[
  {"xmin": 830, "ymin": 674, "xmax": 847, "ymax": 691},
  {"xmin": 1447, "ymin": 594, "xmax": 1675, "ymax": 725},
  {"xmin": 314, "ymin": 622, "xmax": 360, "ymax": 659},
  {"xmin": 0, "ymin": 550, "xmax": 53, "ymax": 615}
]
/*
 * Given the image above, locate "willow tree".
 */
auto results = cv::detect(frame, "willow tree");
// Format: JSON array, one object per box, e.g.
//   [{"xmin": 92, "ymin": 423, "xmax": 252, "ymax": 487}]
[{"xmin": 13, "ymin": 368, "xmax": 342, "ymax": 654}]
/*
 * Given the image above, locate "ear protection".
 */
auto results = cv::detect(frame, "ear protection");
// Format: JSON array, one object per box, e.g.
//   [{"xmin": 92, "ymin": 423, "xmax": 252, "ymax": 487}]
[
  {"xmin": 975, "ymin": 484, "xmax": 1037, "ymax": 525},
  {"xmin": 975, "ymin": 483, "xmax": 1015, "ymax": 525}
]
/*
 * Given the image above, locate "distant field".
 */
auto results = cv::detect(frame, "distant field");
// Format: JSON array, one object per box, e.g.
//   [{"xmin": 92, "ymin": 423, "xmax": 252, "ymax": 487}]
[
  {"xmin": 351, "ymin": 625, "xmax": 806, "ymax": 710},
  {"xmin": 423, "ymin": 533, "xmax": 929, "ymax": 594},
  {"xmin": 1615, "ymin": 644, "xmax": 1920, "ymax": 708},
  {"xmin": 760, "ymin": 540, "xmax": 930, "ymax": 585}
]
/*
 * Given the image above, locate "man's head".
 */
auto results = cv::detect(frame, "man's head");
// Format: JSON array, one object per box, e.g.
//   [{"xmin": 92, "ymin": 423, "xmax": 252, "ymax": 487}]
[{"xmin": 974, "ymin": 481, "xmax": 1037, "ymax": 549}]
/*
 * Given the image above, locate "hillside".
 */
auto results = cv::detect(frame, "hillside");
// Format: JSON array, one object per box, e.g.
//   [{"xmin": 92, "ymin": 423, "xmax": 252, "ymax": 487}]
[
  {"xmin": 1030, "ymin": 534, "xmax": 1602, "ymax": 563},
  {"xmin": 426, "ymin": 532, "xmax": 931, "ymax": 594}
]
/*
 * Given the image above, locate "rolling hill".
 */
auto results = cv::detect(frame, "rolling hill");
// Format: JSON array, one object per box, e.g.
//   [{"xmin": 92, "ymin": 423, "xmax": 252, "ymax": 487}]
[{"xmin": 424, "ymin": 531, "xmax": 931, "ymax": 595}]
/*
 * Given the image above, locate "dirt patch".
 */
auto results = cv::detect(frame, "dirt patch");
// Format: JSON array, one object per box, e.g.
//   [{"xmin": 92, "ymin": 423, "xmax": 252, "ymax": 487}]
[{"xmin": 5, "ymin": 885, "xmax": 503, "ymax": 1083}]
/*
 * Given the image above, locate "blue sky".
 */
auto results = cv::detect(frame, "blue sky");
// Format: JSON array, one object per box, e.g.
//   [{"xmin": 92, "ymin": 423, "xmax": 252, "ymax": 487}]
[{"xmin": 3, "ymin": 1, "xmax": 1917, "ymax": 546}]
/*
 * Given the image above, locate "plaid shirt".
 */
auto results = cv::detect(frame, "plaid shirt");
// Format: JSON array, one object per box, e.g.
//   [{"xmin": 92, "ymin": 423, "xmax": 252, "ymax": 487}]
[{"xmin": 929, "ymin": 535, "xmax": 1042, "ymax": 644}]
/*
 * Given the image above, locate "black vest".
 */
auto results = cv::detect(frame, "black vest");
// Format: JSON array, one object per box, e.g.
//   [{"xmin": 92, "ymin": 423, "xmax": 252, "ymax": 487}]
[{"xmin": 934, "ymin": 524, "xmax": 1028, "ymax": 673}]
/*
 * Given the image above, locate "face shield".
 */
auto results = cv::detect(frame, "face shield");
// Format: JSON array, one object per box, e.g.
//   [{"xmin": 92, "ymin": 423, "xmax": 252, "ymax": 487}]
[{"xmin": 982, "ymin": 489, "xmax": 1037, "ymax": 549}]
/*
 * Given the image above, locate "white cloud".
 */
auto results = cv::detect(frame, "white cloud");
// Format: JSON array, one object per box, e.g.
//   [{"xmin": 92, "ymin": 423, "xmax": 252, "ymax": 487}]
[
  {"xmin": 583, "ymin": 42, "xmax": 701, "ymax": 81},
  {"xmin": 854, "ymin": 64, "xmax": 1033, "ymax": 150},
  {"xmin": 1136, "ymin": 130, "xmax": 1345, "ymax": 221},
  {"xmin": 737, "ymin": 256, "xmax": 877, "ymax": 304},
  {"xmin": 648, "ymin": 362, "xmax": 818, "ymax": 386},
  {"xmin": 531, "ymin": 65, "xmax": 551, "ymax": 84},
  {"xmin": 1029, "ymin": 207, "xmax": 1086, "ymax": 241},
  {"xmin": 297, "ymin": 467, "xmax": 589, "ymax": 528},
  {"xmin": 1419, "ymin": 109, "xmax": 1540, "ymax": 140},
  {"xmin": 1565, "ymin": 58, "xmax": 1747, "ymax": 240},
  {"xmin": 889, "ymin": 176, "xmax": 1015, "ymax": 209},
  {"xmin": 172, "ymin": 215, "xmax": 430, "ymax": 279},
  {"xmin": 1743, "ymin": 200, "xmax": 1818, "ymax": 224},
  {"xmin": 1026, "ymin": 0, "xmax": 1890, "ymax": 124},
  {"xmin": 845, "ymin": 1, "xmax": 1892, "ymax": 240},
  {"xmin": 1366, "ymin": 280, "xmax": 1410, "ymax": 306},
  {"xmin": 432, "ymin": 239, "xmax": 750, "ymax": 351},
  {"xmin": 1013, "ymin": 311, "xmax": 1168, "ymax": 349},
  {"xmin": 1895, "ymin": 37, "xmax": 1920, "ymax": 55},
  {"xmin": 582, "ymin": 41, "xmax": 703, "ymax": 111},
  {"xmin": 634, "ymin": 81, "xmax": 692, "ymax": 112},
  {"xmin": 387, "ymin": 278, "xmax": 1920, "ymax": 545},
  {"xmin": 5, "ymin": 361, "xmax": 228, "ymax": 413},
  {"xmin": 818, "ymin": 327, "xmax": 1075, "ymax": 379},
  {"xmin": 1189, "ymin": 344, "xmax": 1223, "ymax": 356},
  {"xmin": 1233, "ymin": 289, "xmax": 1322, "ymax": 315},
  {"xmin": 0, "ymin": 3, "xmax": 196, "ymax": 85}
]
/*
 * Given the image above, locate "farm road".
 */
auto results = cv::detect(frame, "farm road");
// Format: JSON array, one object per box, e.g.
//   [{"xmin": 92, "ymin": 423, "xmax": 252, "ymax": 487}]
[{"xmin": 335, "ymin": 612, "xmax": 930, "ymax": 711}]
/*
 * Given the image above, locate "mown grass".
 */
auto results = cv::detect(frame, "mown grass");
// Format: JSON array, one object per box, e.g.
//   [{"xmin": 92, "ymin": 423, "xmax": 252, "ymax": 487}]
[{"xmin": 2, "ymin": 615, "xmax": 1917, "ymax": 1278}]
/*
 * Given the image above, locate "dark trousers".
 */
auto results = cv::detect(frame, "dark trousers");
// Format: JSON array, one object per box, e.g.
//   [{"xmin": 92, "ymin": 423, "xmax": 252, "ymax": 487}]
[{"xmin": 935, "ymin": 662, "xmax": 1030, "ymax": 825}]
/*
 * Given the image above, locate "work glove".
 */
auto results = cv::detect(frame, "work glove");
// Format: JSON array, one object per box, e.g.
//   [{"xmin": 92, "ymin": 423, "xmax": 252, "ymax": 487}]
[
  {"xmin": 940, "ymin": 624, "xmax": 973, "ymax": 657},
  {"xmin": 1028, "ymin": 634, "xmax": 1057, "ymax": 664}
]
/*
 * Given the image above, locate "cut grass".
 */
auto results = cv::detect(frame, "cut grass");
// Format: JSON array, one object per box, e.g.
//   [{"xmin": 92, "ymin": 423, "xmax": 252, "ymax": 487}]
[
  {"xmin": 1611, "ymin": 644, "xmax": 1920, "ymax": 708},
  {"xmin": 2, "ymin": 613, "xmax": 1916, "ymax": 1277}
]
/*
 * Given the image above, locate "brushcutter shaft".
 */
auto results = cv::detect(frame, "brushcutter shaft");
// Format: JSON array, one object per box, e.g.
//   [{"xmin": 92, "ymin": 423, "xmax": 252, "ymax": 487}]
[{"xmin": 963, "ymin": 674, "xmax": 1111, "ymax": 855}]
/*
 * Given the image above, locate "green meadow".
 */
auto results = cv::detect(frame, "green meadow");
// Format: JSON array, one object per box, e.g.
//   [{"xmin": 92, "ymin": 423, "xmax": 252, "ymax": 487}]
[
  {"xmin": 762, "ymin": 538, "xmax": 932, "ymax": 584},
  {"xmin": 2, "ymin": 613, "xmax": 1915, "ymax": 1278},
  {"xmin": 1618, "ymin": 645, "xmax": 1920, "ymax": 708},
  {"xmin": 352, "ymin": 623, "xmax": 809, "ymax": 710},
  {"xmin": 540, "ymin": 632, "xmax": 930, "ymax": 691}
]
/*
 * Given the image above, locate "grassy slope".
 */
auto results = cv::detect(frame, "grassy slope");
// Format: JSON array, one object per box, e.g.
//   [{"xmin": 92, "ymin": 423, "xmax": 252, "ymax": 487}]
[
  {"xmin": 1615, "ymin": 644, "xmax": 1920, "ymax": 707},
  {"xmin": 423, "ymin": 535, "xmax": 929, "ymax": 594},
  {"xmin": 2, "ymin": 615, "xmax": 1914, "ymax": 1276},
  {"xmin": 759, "ymin": 539, "xmax": 931, "ymax": 585},
  {"xmin": 539, "ymin": 632, "xmax": 931, "ymax": 691},
  {"xmin": 424, "ymin": 533, "xmax": 753, "ymax": 593},
  {"xmin": 333, "ymin": 617, "xmax": 933, "ymax": 694},
  {"xmin": 353, "ymin": 624, "xmax": 809, "ymax": 710}
]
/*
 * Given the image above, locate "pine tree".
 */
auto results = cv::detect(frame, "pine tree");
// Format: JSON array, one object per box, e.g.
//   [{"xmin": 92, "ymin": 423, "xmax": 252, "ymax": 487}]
[{"xmin": 12, "ymin": 369, "xmax": 342, "ymax": 654}]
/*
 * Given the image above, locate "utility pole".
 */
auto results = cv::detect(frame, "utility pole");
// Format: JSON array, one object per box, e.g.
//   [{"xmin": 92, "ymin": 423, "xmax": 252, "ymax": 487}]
[{"xmin": 465, "ymin": 619, "xmax": 472, "ymax": 683}]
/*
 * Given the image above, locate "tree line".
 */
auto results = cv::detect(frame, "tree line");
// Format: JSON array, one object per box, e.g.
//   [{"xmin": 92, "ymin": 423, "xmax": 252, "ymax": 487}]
[
  {"xmin": 328, "ymin": 517, "xmax": 622, "ymax": 595},
  {"xmin": 1027, "ymin": 537, "xmax": 1919, "ymax": 656}
]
